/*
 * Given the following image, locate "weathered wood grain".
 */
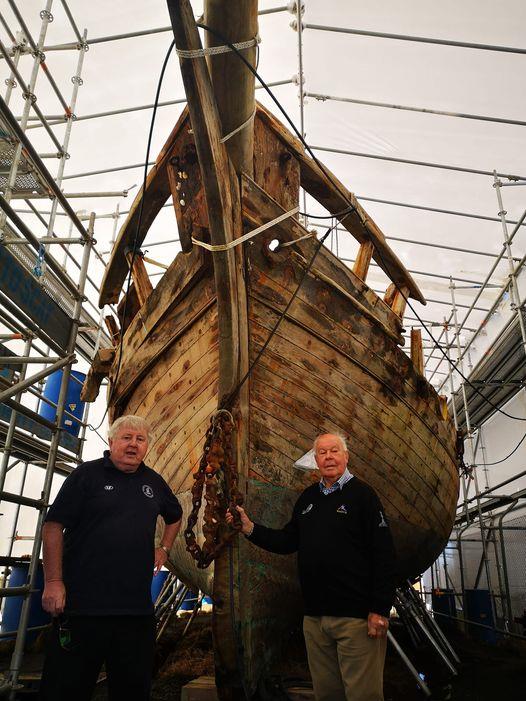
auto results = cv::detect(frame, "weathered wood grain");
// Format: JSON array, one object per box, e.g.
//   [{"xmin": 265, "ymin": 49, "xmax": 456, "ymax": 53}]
[
  {"xmin": 204, "ymin": 0, "xmax": 258, "ymax": 175},
  {"xmin": 248, "ymin": 306, "xmax": 457, "ymax": 506},
  {"xmin": 111, "ymin": 275, "xmax": 216, "ymax": 406},
  {"xmin": 247, "ymin": 259, "xmax": 453, "ymax": 452},
  {"xmin": 241, "ymin": 173, "xmax": 404, "ymax": 344},
  {"xmin": 126, "ymin": 314, "xmax": 218, "ymax": 416},
  {"xmin": 353, "ymin": 240, "xmax": 375, "ymax": 281},
  {"xmin": 166, "ymin": 122, "xmax": 210, "ymax": 253},
  {"xmin": 104, "ymin": 315, "xmax": 120, "ymax": 347},
  {"xmin": 255, "ymin": 102, "xmax": 426, "ymax": 304},
  {"xmin": 125, "ymin": 250, "xmax": 153, "ymax": 307},
  {"xmin": 253, "ymin": 112, "xmax": 300, "ymax": 211},
  {"xmin": 411, "ymin": 328, "xmax": 424, "ymax": 375},
  {"xmin": 80, "ymin": 347, "xmax": 115, "ymax": 402}
]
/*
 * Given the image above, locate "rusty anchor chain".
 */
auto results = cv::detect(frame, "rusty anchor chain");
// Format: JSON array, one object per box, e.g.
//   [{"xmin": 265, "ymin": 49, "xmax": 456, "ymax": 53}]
[{"xmin": 184, "ymin": 409, "xmax": 244, "ymax": 569}]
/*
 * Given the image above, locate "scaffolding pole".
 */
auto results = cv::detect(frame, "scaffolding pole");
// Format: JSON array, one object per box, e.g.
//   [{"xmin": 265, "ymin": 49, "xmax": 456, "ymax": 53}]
[
  {"xmin": 2, "ymin": 213, "xmax": 95, "ymax": 700},
  {"xmin": 303, "ymin": 23, "xmax": 526, "ymax": 56},
  {"xmin": 494, "ymin": 172, "xmax": 526, "ymax": 356},
  {"xmin": 306, "ymin": 91, "xmax": 526, "ymax": 128},
  {"xmin": 449, "ymin": 279, "xmax": 497, "ymax": 627},
  {"xmin": 0, "ymin": 0, "xmax": 56, "ymax": 236},
  {"xmin": 430, "ymin": 207, "xmax": 526, "ymax": 387},
  {"xmin": 311, "ymin": 144, "xmax": 526, "ymax": 182}
]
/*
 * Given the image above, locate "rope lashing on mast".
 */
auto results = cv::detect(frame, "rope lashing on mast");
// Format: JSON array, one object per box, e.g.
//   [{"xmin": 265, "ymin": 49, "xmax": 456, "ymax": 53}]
[
  {"xmin": 175, "ymin": 34, "xmax": 260, "ymax": 59},
  {"xmin": 220, "ymin": 106, "xmax": 256, "ymax": 143},
  {"xmin": 191, "ymin": 206, "xmax": 300, "ymax": 251},
  {"xmin": 185, "ymin": 410, "xmax": 244, "ymax": 569}
]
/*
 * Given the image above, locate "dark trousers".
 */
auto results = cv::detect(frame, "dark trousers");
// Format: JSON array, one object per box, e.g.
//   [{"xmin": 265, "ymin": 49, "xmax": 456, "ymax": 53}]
[{"xmin": 39, "ymin": 615, "xmax": 156, "ymax": 701}]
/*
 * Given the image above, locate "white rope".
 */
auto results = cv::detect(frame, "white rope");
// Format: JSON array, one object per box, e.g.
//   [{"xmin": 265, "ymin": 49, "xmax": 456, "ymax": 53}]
[
  {"xmin": 220, "ymin": 108, "xmax": 256, "ymax": 143},
  {"xmin": 192, "ymin": 207, "xmax": 300, "ymax": 252},
  {"xmin": 176, "ymin": 35, "xmax": 260, "ymax": 59},
  {"xmin": 279, "ymin": 230, "xmax": 318, "ymax": 248}
]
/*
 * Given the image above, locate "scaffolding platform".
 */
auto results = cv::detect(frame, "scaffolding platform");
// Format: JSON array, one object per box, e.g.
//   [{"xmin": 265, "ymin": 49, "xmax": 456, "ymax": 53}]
[
  {"xmin": 0, "ymin": 402, "xmax": 80, "ymax": 459},
  {"xmin": 455, "ymin": 486, "xmax": 526, "ymax": 526},
  {"xmin": 454, "ymin": 314, "xmax": 526, "ymax": 430}
]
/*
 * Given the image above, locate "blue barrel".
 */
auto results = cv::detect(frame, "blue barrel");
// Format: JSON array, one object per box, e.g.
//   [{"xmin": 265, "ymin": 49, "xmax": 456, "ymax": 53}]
[
  {"xmin": 464, "ymin": 588, "xmax": 497, "ymax": 644},
  {"xmin": 432, "ymin": 588, "xmax": 457, "ymax": 632},
  {"xmin": 1, "ymin": 563, "xmax": 50, "ymax": 642},
  {"xmin": 179, "ymin": 590, "xmax": 199, "ymax": 611},
  {"xmin": 151, "ymin": 570, "xmax": 170, "ymax": 604},
  {"xmin": 39, "ymin": 369, "xmax": 86, "ymax": 436}
]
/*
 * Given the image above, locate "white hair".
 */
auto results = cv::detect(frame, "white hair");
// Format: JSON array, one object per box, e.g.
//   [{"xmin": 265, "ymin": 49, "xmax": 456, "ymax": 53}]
[
  {"xmin": 313, "ymin": 432, "xmax": 348, "ymax": 452},
  {"xmin": 108, "ymin": 415, "xmax": 151, "ymax": 441}
]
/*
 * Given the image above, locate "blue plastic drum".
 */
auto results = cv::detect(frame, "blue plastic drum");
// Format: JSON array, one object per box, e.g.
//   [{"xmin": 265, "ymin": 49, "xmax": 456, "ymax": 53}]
[
  {"xmin": 179, "ymin": 590, "xmax": 199, "ymax": 611},
  {"xmin": 151, "ymin": 570, "xmax": 170, "ymax": 604},
  {"xmin": 39, "ymin": 369, "xmax": 86, "ymax": 436},
  {"xmin": 1, "ymin": 563, "xmax": 50, "ymax": 641}
]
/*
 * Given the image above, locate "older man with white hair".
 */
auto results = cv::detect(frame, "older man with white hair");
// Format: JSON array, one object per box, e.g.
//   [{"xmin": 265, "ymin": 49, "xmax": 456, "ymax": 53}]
[
  {"xmin": 228, "ymin": 432, "xmax": 397, "ymax": 701},
  {"xmin": 39, "ymin": 415, "xmax": 182, "ymax": 701}
]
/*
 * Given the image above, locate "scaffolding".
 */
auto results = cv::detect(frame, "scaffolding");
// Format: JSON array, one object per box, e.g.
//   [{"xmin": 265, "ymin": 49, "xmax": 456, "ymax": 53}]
[
  {"xmin": 0, "ymin": 2, "xmax": 113, "ymax": 696},
  {"xmin": 421, "ymin": 173, "xmax": 526, "ymax": 642}
]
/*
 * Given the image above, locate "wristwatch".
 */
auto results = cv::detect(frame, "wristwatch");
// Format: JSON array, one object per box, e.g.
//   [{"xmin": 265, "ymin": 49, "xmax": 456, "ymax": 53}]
[{"xmin": 159, "ymin": 544, "xmax": 170, "ymax": 555}]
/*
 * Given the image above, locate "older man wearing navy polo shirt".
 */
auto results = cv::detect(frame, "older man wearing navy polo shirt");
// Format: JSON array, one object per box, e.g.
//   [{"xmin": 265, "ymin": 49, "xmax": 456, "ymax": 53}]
[
  {"xmin": 229, "ymin": 432, "xmax": 396, "ymax": 701},
  {"xmin": 39, "ymin": 415, "xmax": 182, "ymax": 701}
]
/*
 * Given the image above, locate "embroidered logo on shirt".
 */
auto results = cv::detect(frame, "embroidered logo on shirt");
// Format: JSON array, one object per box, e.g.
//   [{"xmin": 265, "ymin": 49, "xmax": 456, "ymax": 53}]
[
  {"xmin": 142, "ymin": 485, "xmax": 154, "ymax": 498},
  {"xmin": 301, "ymin": 503, "xmax": 313, "ymax": 515},
  {"xmin": 336, "ymin": 504, "xmax": 348, "ymax": 514},
  {"xmin": 104, "ymin": 485, "xmax": 114, "ymax": 491},
  {"xmin": 378, "ymin": 510, "xmax": 388, "ymax": 527}
]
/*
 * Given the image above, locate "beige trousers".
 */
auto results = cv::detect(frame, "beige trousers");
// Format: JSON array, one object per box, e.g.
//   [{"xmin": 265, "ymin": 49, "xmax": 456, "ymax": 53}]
[{"xmin": 303, "ymin": 616, "xmax": 387, "ymax": 701}]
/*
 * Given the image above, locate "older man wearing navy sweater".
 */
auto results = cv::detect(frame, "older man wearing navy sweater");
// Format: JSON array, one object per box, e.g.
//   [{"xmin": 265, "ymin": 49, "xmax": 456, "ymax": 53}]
[{"xmin": 229, "ymin": 433, "xmax": 396, "ymax": 701}]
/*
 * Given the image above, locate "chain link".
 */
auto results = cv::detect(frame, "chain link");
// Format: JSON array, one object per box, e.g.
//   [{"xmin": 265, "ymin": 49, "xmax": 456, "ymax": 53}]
[{"xmin": 184, "ymin": 410, "xmax": 243, "ymax": 569}]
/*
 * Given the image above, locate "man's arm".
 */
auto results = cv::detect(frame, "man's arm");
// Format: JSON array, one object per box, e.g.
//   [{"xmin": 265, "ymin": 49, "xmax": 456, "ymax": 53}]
[
  {"xmin": 227, "ymin": 505, "xmax": 299, "ymax": 555},
  {"xmin": 41, "ymin": 521, "xmax": 66, "ymax": 616},
  {"xmin": 154, "ymin": 518, "xmax": 181, "ymax": 574}
]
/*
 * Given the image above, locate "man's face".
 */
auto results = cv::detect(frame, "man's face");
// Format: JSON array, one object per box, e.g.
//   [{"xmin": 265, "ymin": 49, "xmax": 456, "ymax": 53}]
[
  {"xmin": 315, "ymin": 434, "xmax": 348, "ymax": 486},
  {"xmin": 108, "ymin": 425, "xmax": 149, "ymax": 472}
]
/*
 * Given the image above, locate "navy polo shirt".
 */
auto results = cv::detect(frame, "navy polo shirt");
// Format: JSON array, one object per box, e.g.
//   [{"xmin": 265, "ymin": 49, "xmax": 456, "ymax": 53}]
[{"xmin": 45, "ymin": 451, "xmax": 182, "ymax": 615}]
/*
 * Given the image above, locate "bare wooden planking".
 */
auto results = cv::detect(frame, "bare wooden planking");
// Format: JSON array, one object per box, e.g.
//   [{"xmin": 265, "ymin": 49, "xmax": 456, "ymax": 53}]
[
  {"xmin": 248, "ymin": 302, "xmax": 457, "ymax": 498},
  {"xmin": 253, "ymin": 114, "xmax": 301, "ymax": 211},
  {"xmin": 248, "ymin": 334, "xmax": 457, "ymax": 507},
  {"xmin": 126, "ymin": 316, "xmax": 218, "ymax": 417},
  {"xmin": 241, "ymin": 173, "xmax": 404, "ymax": 343},
  {"xmin": 111, "ymin": 259, "xmax": 214, "ymax": 405},
  {"xmin": 246, "ymin": 257, "xmax": 454, "ymax": 454}
]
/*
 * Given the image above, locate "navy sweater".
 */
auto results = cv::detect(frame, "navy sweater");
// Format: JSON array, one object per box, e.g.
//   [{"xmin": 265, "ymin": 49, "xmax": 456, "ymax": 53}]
[
  {"xmin": 46, "ymin": 452, "xmax": 182, "ymax": 615},
  {"xmin": 248, "ymin": 478, "xmax": 396, "ymax": 619}
]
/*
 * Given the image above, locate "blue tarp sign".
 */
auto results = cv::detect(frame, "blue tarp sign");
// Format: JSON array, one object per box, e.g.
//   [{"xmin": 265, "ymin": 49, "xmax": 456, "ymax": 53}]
[
  {"xmin": 0, "ymin": 403, "xmax": 80, "ymax": 455},
  {"xmin": 0, "ymin": 246, "xmax": 72, "ymax": 350}
]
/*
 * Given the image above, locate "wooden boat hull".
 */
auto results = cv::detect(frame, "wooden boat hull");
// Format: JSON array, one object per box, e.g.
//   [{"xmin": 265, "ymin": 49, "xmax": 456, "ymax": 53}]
[
  {"xmin": 92, "ymin": 4, "xmax": 459, "ymax": 691},
  {"xmin": 106, "ymin": 227, "xmax": 458, "ymax": 691},
  {"xmin": 96, "ymin": 105, "xmax": 459, "ymax": 697}
]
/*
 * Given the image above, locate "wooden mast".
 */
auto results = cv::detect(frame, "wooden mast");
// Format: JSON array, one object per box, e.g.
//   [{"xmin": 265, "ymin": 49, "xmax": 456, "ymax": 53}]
[
  {"xmin": 166, "ymin": 1, "xmax": 255, "ymax": 697},
  {"xmin": 204, "ymin": 0, "xmax": 258, "ymax": 176}
]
